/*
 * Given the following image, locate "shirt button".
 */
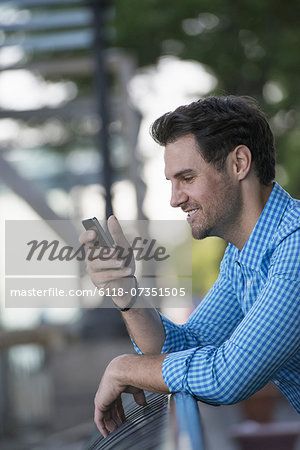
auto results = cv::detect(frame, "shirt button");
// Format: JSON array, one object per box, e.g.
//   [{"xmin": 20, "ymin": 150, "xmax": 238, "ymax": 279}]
[
  {"xmin": 274, "ymin": 380, "xmax": 280, "ymax": 386},
  {"xmin": 247, "ymin": 280, "xmax": 251, "ymax": 287}
]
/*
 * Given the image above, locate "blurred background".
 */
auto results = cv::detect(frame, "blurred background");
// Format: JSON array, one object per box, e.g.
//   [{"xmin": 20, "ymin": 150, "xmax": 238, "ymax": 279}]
[{"xmin": 0, "ymin": 0, "xmax": 299, "ymax": 449}]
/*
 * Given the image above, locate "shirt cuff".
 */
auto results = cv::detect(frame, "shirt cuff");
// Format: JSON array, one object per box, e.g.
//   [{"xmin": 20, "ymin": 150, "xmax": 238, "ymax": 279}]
[{"xmin": 162, "ymin": 347, "xmax": 199, "ymax": 393}]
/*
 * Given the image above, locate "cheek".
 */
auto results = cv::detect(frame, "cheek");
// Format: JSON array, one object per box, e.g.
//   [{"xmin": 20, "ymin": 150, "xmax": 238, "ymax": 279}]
[
  {"xmin": 202, "ymin": 186, "xmax": 226, "ymax": 215},
  {"xmin": 190, "ymin": 175, "xmax": 228, "ymax": 209}
]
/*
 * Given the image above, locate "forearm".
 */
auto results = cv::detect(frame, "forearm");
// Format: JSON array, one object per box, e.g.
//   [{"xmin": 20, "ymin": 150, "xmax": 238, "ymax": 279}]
[
  {"xmin": 121, "ymin": 297, "xmax": 166, "ymax": 354},
  {"xmin": 110, "ymin": 353, "xmax": 169, "ymax": 394}
]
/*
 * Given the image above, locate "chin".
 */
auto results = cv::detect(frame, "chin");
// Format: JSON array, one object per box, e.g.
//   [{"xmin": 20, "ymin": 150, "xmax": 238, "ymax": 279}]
[{"xmin": 191, "ymin": 225, "xmax": 211, "ymax": 241}]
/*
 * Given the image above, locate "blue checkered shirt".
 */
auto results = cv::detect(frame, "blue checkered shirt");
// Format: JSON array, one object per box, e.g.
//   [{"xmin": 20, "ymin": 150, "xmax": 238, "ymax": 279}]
[{"xmin": 134, "ymin": 183, "xmax": 300, "ymax": 412}]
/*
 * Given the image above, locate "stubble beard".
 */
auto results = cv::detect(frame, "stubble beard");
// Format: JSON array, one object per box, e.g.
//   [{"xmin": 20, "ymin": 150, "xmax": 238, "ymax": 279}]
[{"xmin": 190, "ymin": 181, "xmax": 242, "ymax": 241}]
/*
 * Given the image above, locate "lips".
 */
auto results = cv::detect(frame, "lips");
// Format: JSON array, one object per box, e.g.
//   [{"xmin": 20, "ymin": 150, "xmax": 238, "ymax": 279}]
[{"xmin": 186, "ymin": 208, "xmax": 200, "ymax": 221}]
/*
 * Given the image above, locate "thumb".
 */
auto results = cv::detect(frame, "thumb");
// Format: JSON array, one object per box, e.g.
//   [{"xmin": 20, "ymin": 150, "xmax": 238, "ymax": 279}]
[
  {"xmin": 124, "ymin": 386, "xmax": 147, "ymax": 406},
  {"xmin": 107, "ymin": 215, "xmax": 130, "ymax": 248},
  {"xmin": 133, "ymin": 390, "xmax": 147, "ymax": 407}
]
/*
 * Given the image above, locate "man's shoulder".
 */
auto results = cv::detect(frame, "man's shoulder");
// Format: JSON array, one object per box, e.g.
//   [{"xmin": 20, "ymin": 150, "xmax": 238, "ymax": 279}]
[
  {"xmin": 266, "ymin": 195, "xmax": 300, "ymax": 279},
  {"xmin": 273, "ymin": 195, "xmax": 300, "ymax": 244},
  {"xmin": 219, "ymin": 189, "xmax": 300, "ymax": 276}
]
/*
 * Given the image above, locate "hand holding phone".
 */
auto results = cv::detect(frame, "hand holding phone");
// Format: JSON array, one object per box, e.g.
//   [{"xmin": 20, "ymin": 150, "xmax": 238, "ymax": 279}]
[
  {"xmin": 80, "ymin": 216, "xmax": 136, "ymax": 307},
  {"xmin": 82, "ymin": 217, "xmax": 114, "ymax": 248}
]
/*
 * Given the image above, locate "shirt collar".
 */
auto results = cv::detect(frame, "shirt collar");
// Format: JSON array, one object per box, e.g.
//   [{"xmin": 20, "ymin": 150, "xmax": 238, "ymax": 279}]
[{"xmin": 236, "ymin": 182, "xmax": 291, "ymax": 269}]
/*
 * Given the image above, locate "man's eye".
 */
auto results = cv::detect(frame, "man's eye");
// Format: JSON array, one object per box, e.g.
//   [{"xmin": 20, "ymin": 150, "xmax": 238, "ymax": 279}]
[{"xmin": 183, "ymin": 177, "xmax": 193, "ymax": 182}]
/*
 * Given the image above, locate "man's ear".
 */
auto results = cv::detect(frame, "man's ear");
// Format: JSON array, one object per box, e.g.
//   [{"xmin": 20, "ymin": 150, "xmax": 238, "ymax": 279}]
[{"xmin": 231, "ymin": 145, "xmax": 252, "ymax": 181}]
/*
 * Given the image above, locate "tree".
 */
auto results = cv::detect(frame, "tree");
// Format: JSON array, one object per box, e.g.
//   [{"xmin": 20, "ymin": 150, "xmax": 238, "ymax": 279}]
[{"xmin": 111, "ymin": 0, "xmax": 300, "ymax": 197}]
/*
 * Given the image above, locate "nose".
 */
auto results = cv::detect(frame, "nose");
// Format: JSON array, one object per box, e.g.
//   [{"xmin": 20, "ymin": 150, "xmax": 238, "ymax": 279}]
[{"xmin": 170, "ymin": 185, "xmax": 188, "ymax": 208}]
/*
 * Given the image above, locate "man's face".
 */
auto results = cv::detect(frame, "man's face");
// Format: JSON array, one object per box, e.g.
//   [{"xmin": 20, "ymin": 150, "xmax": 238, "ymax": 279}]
[{"xmin": 164, "ymin": 134, "xmax": 241, "ymax": 240}]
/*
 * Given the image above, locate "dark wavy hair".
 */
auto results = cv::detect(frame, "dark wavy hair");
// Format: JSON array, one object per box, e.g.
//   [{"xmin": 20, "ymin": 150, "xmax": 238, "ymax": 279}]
[{"xmin": 150, "ymin": 95, "xmax": 276, "ymax": 185}]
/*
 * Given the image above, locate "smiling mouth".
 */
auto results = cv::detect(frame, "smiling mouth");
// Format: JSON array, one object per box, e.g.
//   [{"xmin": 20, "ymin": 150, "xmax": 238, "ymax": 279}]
[{"xmin": 186, "ymin": 209, "xmax": 199, "ymax": 221}]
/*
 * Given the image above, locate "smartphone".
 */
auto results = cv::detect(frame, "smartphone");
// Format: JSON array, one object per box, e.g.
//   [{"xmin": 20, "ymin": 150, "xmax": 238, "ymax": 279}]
[{"xmin": 82, "ymin": 217, "xmax": 114, "ymax": 247}]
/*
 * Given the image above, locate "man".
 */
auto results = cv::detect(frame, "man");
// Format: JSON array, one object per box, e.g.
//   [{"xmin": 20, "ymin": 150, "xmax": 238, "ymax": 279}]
[{"xmin": 80, "ymin": 95, "xmax": 300, "ymax": 437}]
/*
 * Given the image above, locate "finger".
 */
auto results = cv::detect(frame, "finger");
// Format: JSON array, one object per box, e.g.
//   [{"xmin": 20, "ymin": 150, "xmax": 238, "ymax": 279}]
[
  {"xmin": 79, "ymin": 230, "xmax": 96, "ymax": 246},
  {"xmin": 125, "ymin": 387, "xmax": 147, "ymax": 406},
  {"xmin": 108, "ymin": 216, "xmax": 130, "ymax": 248},
  {"xmin": 86, "ymin": 246, "xmax": 127, "ymax": 270},
  {"xmin": 112, "ymin": 401, "xmax": 122, "ymax": 427},
  {"xmin": 90, "ymin": 269, "xmax": 132, "ymax": 286},
  {"xmin": 133, "ymin": 390, "xmax": 147, "ymax": 406},
  {"xmin": 116, "ymin": 396, "xmax": 126, "ymax": 423},
  {"xmin": 86, "ymin": 253, "xmax": 124, "ymax": 271},
  {"xmin": 104, "ymin": 416, "xmax": 118, "ymax": 433},
  {"xmin": 86, "ymin": 246, "xmax": 115, "ymax": 260},
  {"xmin": 94, "ymin": 408, "xmax": 109, "ymax": 438},
  {"xmin": 87, "ymin": 261, "xmax": 124, "ymax": 274}
]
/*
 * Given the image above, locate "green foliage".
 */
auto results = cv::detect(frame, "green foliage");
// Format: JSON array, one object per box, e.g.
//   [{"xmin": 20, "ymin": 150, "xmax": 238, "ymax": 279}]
[
  {"xmin": 112, "ymin": 0, "xmax": 300, "ymax": 100},
  {"xmin": 110, "ymin": 1, "xmax": 300, "ymax": 296},
  {"xmin": 111, "ymin": 0, "xmax": 300, "ymax": 198}
]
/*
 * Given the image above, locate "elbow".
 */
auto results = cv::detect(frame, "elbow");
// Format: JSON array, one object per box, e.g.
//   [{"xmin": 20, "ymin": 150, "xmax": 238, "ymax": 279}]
[
  {"xmin": 191, "ymin": 382, "xmax": 249, "ymax": 406},
  {"xmin": 194, "ymin": 392, "xmax": 244, "ymax": 406}
]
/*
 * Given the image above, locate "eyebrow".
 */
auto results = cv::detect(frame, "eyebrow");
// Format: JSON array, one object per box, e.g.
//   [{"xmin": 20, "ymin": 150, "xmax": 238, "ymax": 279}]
[{"xmin": 165, "ymin": 169, "xmax": 195, "ymax": 181}]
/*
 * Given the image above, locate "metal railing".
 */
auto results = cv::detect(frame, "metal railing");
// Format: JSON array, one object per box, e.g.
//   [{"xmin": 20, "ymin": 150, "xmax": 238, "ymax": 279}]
[
  {"xmin": 168, "ymin": 392, "xmax": 205, "ymax": 450},
  {"xmin": 86, "ymin": 391, "xmax": 205, "ymax": 450}
]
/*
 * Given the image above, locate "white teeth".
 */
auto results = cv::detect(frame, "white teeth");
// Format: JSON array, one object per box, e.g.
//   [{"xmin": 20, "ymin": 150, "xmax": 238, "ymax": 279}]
[{"xmin": 188, "ymin": 209, "xmax": 198, "ymax": 215}]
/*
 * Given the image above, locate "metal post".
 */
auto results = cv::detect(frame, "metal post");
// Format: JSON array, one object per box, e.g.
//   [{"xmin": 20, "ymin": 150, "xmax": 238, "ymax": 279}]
[
  {"xmin": 90, "ymin": 0, "xmax": 113, "ymax": 219},
  {"xmin": 170, "ymin": 392, "xmax": 205, "ymax": 450}
]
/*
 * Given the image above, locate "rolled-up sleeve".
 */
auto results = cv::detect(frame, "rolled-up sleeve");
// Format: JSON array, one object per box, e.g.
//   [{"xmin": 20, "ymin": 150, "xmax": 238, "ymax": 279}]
[
  {"xmin": 162, "ymin": 273, "xmax": 300, "ymax": 405},
  {"xmin": 132, "ymin": 247, "xmax": 244, "ymax": 355},
  {"xmin": 161, "ymin": 202, "xmax": 300, "ymax": 410},
  {"xmin": 160, "ymin": 265, "xmax": 244, "ymax": 353}
]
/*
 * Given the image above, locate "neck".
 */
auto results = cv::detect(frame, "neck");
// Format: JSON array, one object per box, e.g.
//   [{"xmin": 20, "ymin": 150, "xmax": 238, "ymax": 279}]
[{"xmin": 226, "ymin": 180, "xmax": 274, "ymax": 250}]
